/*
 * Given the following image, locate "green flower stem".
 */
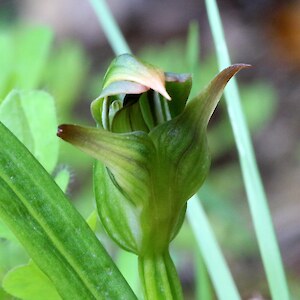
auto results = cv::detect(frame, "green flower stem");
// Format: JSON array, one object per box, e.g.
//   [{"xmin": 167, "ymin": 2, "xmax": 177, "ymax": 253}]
[
  {"xmin": 204, "ymin": 1, "xmax": 290, "ymax": 299},
  {"xmin": 138, "ymin": 250, "xmax": 183, "ymax": 300},
  {"xmin": 88, "ymin": 0, "xmax": 131, "ymax": 55}
]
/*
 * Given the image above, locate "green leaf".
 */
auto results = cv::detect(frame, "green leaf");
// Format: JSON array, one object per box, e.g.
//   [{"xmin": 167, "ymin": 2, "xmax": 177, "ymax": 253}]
[
  {"xmin": 0, "ymin": 26, "xmax": 52, "ymax": 101},
  {"xmin": 0, "ymin": 220, "xmax": 16, "ymax": 241},
  {"xmin": 0, "ymin": 121, "xmax": 137, "ymax": 299},
  {"xmin": 0, "ymin": 90, "xmax": 59, "ymax": 174},
  {"xmin": 15, "ymin": 27, "xmax": 53, "ymax": 90},
  {"xmin": 0, "ymin": 30, "xmax": 14, "ymax": 101},
  {"xmin": 3, "ymin": 260, "xmax": 62, "ymax": 300},
  {"xmin": 42, "ymin": 41, "xmax": 89, "ymax": 122}
]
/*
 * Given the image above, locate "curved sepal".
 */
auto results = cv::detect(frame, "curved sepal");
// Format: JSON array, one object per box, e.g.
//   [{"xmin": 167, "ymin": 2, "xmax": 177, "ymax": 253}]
[
  {"xmin": 186, "ymin": 64, "xmax": 251, "ymax": 125},
  {"xmin": 57, "ymin": 124, "xmax": 156, "ymax": 207},
  {"xmin": 149, "ymin": 64, "xmax": 249, "ymax": 204}
]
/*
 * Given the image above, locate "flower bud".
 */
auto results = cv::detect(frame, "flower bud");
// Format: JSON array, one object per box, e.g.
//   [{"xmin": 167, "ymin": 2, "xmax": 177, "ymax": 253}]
[{"xmin": 57, "ymin": 54, "xmax": 249, "ymax": 256}]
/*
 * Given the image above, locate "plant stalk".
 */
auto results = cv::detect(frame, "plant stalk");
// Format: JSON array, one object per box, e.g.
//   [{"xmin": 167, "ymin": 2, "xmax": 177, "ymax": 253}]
[
  {"xmin": 89, "ymin": 0, "xmax": 131, "ymax": 55},
  {"xmin": 138, "ymin": 250, "xmax": 183, "ymax": 300},
  {"xmin": 204, "ymin": 0, "xmax": 290, "ymax": 299}
]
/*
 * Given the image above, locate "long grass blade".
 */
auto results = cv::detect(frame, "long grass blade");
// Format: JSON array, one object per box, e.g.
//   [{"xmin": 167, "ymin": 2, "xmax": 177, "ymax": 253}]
[
  {"xmin": 204, "ymin": 1, "xmax": 290, "ymax": 299},
  {"xmin": 187, "ymin": 196, "xmax": 240, "ymax": 300},
  {"xmin": 89, "ymin": 0, "xmax": 131, "ymax": 55}
]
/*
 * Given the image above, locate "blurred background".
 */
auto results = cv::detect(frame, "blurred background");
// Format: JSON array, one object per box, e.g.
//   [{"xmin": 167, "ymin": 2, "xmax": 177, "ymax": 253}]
[{"xmin": 0, "ymin": 0, "xmax": 299, "ymax": 299}]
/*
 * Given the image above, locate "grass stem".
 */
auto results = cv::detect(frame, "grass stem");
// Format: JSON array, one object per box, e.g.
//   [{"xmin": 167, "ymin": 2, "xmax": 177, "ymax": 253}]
[
  {"xmin": 89, "ymin": 0, "xmax": 131, "ymax": 55},
  {"xmin": 187, "ymin": 196, "xmax": 240, "ymax": 300},
  {"xmin": 204, "ymin": 1, "xmax": 290, "ymax": 299}
]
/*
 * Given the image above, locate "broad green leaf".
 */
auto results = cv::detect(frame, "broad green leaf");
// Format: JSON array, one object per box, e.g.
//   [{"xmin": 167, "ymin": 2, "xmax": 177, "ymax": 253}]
[
  {"xmin": 0, "ymin": 220, "xmax": 16, "ymax": 241},
  {"xmin": 0, "ymin": 26, "xmax": 52, "ymax": 100},
  {"xmin": 0, "ymin": 31, "xmax": 14, "ymax": 100},
  {"xmin": 0, "ymin": 90, "xmax": 59, "ymax": 173},
  {"xmin": 0, "ymin": 288, "xmax": 9, "ymax": 299},
  {"xmin": 15, "ymin": 27, "xmax": 53, "ymax": 90},
  {"xmin": 3, "ymin": 260, "xmax": 61, "ymax": 300},
  {"xmin": 42, "ymin": 42, "xmax": 89, "ymax": 121},
  {"xmin": 0, "ymin": 121, "xmax": 137, "ymax": 299}
]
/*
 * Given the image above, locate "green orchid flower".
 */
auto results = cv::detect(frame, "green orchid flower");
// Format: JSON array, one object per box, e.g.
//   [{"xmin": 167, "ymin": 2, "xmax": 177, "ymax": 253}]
[{"xmin": 57, "ymin": 54, "xmax": 248, "ymax": 299}]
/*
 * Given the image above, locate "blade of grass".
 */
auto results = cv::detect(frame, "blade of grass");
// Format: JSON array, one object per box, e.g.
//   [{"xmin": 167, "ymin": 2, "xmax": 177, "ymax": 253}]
[
  {"xmin": 185, "ymin": 21, "xmax": 240, "ymax": 299},
  {"xmin": 88, "ymin": 0, "xmax": 131, "ymax": 55},
  {"xmin": 186, "ymin": 21, "xmax": 200, "ymax": 72},
  {"xmin": 194, "ymin": 247, "xmax": 214, "ymax": 300},
  {"xmin": 187, "ymin": 196, "xmax": 240, "ymax": 300},
  {"xmin": 88, "ymin": 1, "xmax": 241, "ymax": 299},
  {"xmin": 204, "ymin": 1, "xmax": 290, "ymax": 299}
]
